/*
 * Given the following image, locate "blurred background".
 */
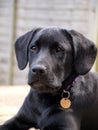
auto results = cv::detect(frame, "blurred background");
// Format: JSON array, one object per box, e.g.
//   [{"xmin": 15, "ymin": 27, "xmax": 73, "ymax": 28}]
[{"xmin": 0, "ymin": 0, "xmax": 98, "ymax": 86}]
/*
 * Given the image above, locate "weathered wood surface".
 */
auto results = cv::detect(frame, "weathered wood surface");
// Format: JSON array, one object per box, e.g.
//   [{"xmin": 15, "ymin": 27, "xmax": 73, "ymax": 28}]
[{"xmin": 0, "ymin": 86, "xmax": 36, "ymax": 130}]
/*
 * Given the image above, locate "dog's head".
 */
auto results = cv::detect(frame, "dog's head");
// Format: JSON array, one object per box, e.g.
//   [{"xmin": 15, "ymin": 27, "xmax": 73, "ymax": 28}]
[{"xmin": 15, "ymin": 28, "xmax": 97, "ymax": 93}]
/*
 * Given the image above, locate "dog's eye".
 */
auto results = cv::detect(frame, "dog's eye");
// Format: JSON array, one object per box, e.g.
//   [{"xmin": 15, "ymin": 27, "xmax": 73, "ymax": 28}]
[
  {"xmin": 53, "ymin": 46, "xmax": 65, "ymax": 58},
  {"xmin": 30, "ymin": 45, "xmax": 38, "ymax": 53},
  {"xmin": 55, "ymin": 47, "xmax": 62, "ymax": 53},
  {"xmin": 55, "ymin": 46, "xmax": 64, "ymax": 53}
]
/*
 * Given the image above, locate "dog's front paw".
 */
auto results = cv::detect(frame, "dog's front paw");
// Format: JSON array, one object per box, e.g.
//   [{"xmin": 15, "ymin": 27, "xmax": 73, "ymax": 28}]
[{"xmin": 0, "ymin": 125, "xmax": 8, "ymax": 130}]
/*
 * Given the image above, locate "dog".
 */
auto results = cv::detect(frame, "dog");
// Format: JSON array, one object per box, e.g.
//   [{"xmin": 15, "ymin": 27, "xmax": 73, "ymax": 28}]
[{"xmin": 0, "ymin": 28, "xmax": 98, "ymax": 130}]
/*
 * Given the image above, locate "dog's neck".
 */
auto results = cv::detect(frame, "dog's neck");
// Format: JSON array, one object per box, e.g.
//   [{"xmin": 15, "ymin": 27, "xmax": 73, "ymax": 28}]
[{"xmin": 62, "ymin": 72, "xmax": 78, "ymax": 92}]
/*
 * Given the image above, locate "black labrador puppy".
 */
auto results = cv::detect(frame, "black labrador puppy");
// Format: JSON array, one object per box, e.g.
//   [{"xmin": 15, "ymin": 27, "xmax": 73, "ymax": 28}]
[{"xmin": 0, "ymin": 28, "xmax": 98, "ymax": 130}]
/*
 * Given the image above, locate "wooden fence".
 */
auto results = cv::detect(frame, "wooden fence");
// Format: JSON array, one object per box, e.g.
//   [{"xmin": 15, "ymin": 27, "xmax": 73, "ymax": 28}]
[
  {"xmin": 0, "ymin": 0, "xmax": 98, "ymax": 85},
  {"xmin": 95, "ymin": 1, "xmax": 98, "ymax": 71}
]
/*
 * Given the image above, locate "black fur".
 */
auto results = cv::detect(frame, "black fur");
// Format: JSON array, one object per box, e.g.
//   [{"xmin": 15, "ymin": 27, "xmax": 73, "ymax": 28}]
[{"xmin": 0, "ymin": 28, "xmax": 98, "ymax": 130}]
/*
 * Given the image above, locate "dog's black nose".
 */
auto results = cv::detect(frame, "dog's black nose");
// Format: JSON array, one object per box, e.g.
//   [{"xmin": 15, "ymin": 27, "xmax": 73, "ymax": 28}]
[{"xmin": 32, "ymin": 65, "xmax": 47, "ymax": 76}]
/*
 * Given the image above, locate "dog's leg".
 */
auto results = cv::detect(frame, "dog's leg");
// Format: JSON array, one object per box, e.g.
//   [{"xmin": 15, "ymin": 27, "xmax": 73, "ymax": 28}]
[
  {"xmin": 0, "ymin": 116, "xmax": 31, "ymax": 130},
  {"xmin": 40, "ymin": 108, "xmax": 81, "ymax": 130},
  {"xmin": 0, "ymin": 91, "xmax": 37, "ymax": 130},
  {"xmin": 43, "ymin": 127, "xmax": 78, "ymax": 130},
  {"xmin": 0, "ymin": 110, "xmax": 34, "ymax": 130}
]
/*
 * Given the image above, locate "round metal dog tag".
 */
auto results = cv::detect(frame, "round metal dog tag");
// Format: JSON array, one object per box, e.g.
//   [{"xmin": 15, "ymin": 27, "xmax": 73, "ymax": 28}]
[{"xmin": 60, "ymin": 98, "xmax": 71, "ymax": 109}]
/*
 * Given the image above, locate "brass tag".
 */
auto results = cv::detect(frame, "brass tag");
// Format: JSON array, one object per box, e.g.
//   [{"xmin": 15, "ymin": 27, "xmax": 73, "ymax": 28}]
[{"xmin": 60, "ymin": 98, "xmax": 71, "ymax": 109}]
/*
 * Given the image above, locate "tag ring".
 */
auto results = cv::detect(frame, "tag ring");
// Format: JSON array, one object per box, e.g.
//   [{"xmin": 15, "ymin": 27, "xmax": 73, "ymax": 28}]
[{"xmin": 61, "ymin": 90, "xmax": 70, "ymax": 99}]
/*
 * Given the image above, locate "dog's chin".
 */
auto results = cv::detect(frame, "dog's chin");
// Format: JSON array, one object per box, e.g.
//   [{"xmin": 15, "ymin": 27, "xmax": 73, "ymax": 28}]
[{"xmin": 29, "ymin": 82, "xmax": 61, "ymax": 93}]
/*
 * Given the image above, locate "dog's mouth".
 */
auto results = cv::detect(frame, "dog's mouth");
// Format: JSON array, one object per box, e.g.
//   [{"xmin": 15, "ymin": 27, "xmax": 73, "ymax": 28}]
[{"xmin": 28, "ymin": 80, "xmax": 61, "ymax": 93}]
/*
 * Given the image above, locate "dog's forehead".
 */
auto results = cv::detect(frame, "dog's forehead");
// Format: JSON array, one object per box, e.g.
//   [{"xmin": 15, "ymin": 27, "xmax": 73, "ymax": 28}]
[
  {"xmin": 39, "ymin": 28, "xmax": 61, "ymax": 36},
  {"xmin": 32, "ymin": 28, "xmax": 69, "ymax": 44},
  {"xmin": 39, "ymin": 28, "xmax": 62, "ymax": 38}
]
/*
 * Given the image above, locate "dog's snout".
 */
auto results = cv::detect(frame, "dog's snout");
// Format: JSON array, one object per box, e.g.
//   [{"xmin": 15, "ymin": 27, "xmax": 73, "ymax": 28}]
[{"xmin": 32, "ymin": 65, "xmax": 47, "ymax": 76}]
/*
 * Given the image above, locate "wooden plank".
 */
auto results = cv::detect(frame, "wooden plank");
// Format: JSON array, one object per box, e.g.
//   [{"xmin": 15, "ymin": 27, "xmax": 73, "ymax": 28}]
[
  {"xmin": 95, "ymin": 2, "xmax": 98, "ymax": 72},
  {"xmin": 0, "ymin": 0, "xmax": 13, "ymax": 85}
]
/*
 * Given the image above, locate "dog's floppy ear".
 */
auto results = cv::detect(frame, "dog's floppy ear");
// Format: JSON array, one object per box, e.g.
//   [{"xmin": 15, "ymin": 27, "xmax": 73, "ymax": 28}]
[
  {"xmin": 15, "ymin": 28, "xmax": 41, "ymax": 70},
  {"xmin": 69, "ymin": 30, "xmax": 97, "ymax": 75}
]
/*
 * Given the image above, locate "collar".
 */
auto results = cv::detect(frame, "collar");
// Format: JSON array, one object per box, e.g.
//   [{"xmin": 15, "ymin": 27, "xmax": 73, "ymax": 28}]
[
  {"xmin": 62, "ymin": 72, "xmax": 79, "ymax": 92},
  {"xmin": 60, "ymin": 72, "xmax": 79, "ymax": 109}
]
